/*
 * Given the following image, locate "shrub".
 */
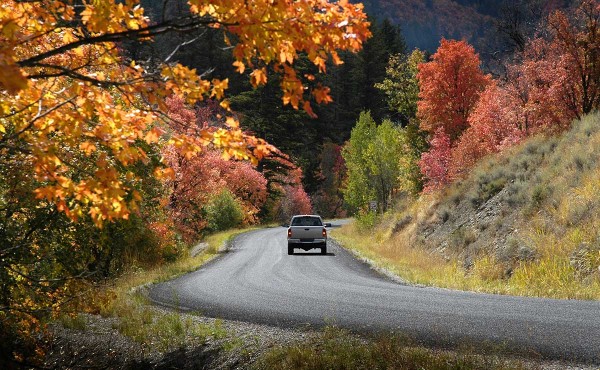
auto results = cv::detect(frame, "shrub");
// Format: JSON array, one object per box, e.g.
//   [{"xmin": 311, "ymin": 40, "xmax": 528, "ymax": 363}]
[
  {"xmin": 498, "ymin": 237, "xmax": 538, "ymax": 269},
  {"xmin": 437, "ymin": 208, "xmax": 450, "ymax": 223},
  {"xmin": 356, "ymin": 211, "xmax": 378, "ymax": 231},
  {"xmin": 570, "ymin": 242, "xmax": 600, "ymax": 276},
  {"xmin": 204, "ymin": 190, "xmax": 244, "ymax": 232},
  {"xmin": 449, "ymin": 226, "xmax": 477, "ymax": 250},
  {"xmin": 59, "ymin": 314, "xmax": 87, "ymax": 331},
  {"xmin": 530, "ymin": 185, "xmax": 549, "ymax": 207}
]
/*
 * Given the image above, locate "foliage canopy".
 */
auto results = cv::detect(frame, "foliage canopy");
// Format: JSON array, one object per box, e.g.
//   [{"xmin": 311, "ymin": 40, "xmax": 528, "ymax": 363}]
[{"xmin": 0, "ymin": 0, "xmax": 370, "ymax": 225}]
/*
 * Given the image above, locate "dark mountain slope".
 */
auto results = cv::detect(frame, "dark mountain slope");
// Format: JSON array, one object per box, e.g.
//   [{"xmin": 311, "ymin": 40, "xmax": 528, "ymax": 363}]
[{"xmin": 361, "ymin": 0, "xmax": 573, "ymax": 53}]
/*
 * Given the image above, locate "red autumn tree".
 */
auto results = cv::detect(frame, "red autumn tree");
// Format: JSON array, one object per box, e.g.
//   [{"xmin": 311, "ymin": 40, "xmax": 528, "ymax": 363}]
[
  {"xmin": 417, "ymin": 39, "xmax": 491, "ymax": 141},
  {"xmin": 547, "ymin": 1, "xmax": 600, "ymax": 119},
  {"xmin": 271, "ymin": 166, "xmax": 312, "ymax": 223},
  {"xmin": 312, "ymin": 143, "xmax": 347, "ymax": 218},
  {"xmin": 506, "ymin": 38, "xmax": 574, "ymax": 134},
  {"xmin": 447, "ymin": 1, "xmax": 599, "ymax": 181},
  {"xmin": 503, "ymin": 2, "xmax": 599, "ymax": 135},
  {"xmin": 278, "ymin": 185, "xmax": 313, "ymax": 222},
  {"xmin": 467, "ymin": 83, "xmax": 525, "ymax": 152},
  {"xmin": 165, "ymin": 147, "xmax": 268, "ymax": 243},
  {"xmin": 449, "ymin": 83, "xmax": 525, "ymax": 179},
  {"xmin": 419, "ymin": 128, "xmax": 452, "ymax": 192},
  {"xmin": 163, "ymin": 96, "xmax": 268, "ymax": 242},
  {"xmin": 418, "ymin": 2, "xmax": 599, "ymax": 189},
  {"xmin": 221, "ymin": 160, "xmax": 269, "ymax": 222}
]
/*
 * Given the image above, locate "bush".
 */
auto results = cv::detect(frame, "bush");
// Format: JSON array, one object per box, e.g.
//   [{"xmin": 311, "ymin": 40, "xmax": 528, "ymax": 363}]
[
  {"xmin": 570, "ymin": 242, "xmax": 600, "ymax": 276},
  {"xmin": 356, "ymin": 211, "xmax": 378, "ymax": 231},
  {"xmin": 203, "ymin": 190, "xmax": 244, "ymax": 232}
]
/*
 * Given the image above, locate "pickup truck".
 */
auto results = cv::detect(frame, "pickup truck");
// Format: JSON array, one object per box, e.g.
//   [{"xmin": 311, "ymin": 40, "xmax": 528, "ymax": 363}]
[{"xmin": 286, "ymin": 215, "xmax": 330, "ymax": 255}]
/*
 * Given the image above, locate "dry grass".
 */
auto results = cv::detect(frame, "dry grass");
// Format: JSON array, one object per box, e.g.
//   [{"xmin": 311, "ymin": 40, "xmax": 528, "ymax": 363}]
[
  {"xmin": 75, "ymin": 227, "xmax": 257, "ymax": 351},
  {"xmin": 58, "ymin": 313, "xmax": 87, "ymax": 331},
  {"xmin": 253, "ymin": 326, "xmax": 531, "ymax": 370},
  {"xmin": 333, "ymin": 222, "xmax": 510, "ymax": 294},
  {"xmin": 333, "ymin": 113, "xmax": 600, "ymax": 300}
]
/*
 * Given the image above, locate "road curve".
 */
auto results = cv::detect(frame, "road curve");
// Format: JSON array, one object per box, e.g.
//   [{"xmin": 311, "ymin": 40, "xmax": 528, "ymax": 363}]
[{"xmin": 148, "ymin": 226, "xmax": 600, "ymax": 364}]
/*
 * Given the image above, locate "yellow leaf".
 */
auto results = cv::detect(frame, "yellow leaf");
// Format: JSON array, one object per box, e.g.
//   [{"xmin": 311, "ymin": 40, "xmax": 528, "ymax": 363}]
[
  {"xmin": 144, "ymin": 127, "xmax": 162, "ymax": 143},
  {"xmin": 73, "ymin": 46, "xmax": 85, "ymax": 58},
  {"xmin": 112, "ymin": 200, "xmax": 122, "ymax": 211},
  {"xmin": 211, "ymin": 78, "xmax": 229, "ymax": 100},
  {"xmin": 79, "ymin": 141, "xmax": 96, "ymax": 155},
  {"xmin": 62, "ymin": 30, "xmax": 77, "ymax": 44},
  {"xmin": 225, "ymin": 117, "xmax": 239, "ymax": 128},
  {"xmin": 233, "ymin": 61, "xmax": 245, "ymax": 74},
  {"xmin": 1, "ymin": 20, "xmax": 19, "ymax": 38},
  {"xmin": 154, "ymin": 167, "xmax": 175, "ymax": 180},
  {"xmin": 250, "ymin": 68, "xmax": 267, "ymax": 87},
  {"xmin": 0, "ymin": 63, "xmax": 28, "ymax": 93}
]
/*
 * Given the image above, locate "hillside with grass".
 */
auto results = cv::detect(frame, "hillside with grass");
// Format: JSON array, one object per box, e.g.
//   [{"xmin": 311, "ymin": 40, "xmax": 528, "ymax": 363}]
[{"xmin": 335, "ymin": 112, "xmax": 600, "ymax": 299}]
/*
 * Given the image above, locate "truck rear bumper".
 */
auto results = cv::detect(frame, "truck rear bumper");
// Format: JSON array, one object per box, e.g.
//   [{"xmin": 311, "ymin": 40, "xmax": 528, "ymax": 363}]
[{"xmin": 287, "ymin": 239, "xmax": 326, "ymax": 250}]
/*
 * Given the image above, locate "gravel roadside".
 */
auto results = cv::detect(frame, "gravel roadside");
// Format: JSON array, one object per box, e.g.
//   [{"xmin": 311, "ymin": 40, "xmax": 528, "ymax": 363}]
[
  {"xmin": 43, "ymin": 305, "xmax": 596, "ymax": 370},
  {"xmin": 43, "ymin": 306, "xmax": 319, "ymax": 370}
]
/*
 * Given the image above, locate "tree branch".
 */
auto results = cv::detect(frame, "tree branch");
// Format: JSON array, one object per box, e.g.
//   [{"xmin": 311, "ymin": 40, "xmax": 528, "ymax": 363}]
[{"xmin": 17, "ymin": 15, "xmax": 230, "ymax": 68}]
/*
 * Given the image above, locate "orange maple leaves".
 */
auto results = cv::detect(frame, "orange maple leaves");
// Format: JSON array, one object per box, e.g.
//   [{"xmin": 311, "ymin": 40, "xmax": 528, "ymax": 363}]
[
  {"xmin": 188, "ymin": 0, "xmax": 371, "ymax": 114},
  {"xmin": 0, "ymin": 0, "xmax": 370, "ymax": 225}
]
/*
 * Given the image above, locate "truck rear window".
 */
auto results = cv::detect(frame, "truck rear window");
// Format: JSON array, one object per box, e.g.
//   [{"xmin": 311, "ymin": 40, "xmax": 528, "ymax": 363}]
[{"xmin": 291, "ymin": 216, "xmax": 322, "ymax": 226}]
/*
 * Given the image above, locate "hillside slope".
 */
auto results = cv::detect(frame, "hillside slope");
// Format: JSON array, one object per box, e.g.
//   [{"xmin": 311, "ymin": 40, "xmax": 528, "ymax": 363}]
[
  {"xmin": 361, "ymin": 0, "xmax": 573, "ymax": 53},
  {"xmin": 362, "ymin": 0, "xmax": 490, "ymax": 51},
  {"xmin": 335, "ymin": 113, "xmax": 600, "ymax": 299}
]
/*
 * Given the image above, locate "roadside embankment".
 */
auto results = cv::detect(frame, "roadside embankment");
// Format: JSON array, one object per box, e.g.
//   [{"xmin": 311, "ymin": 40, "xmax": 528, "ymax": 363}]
[{"xmin": 332, "ymin": 113, "xmax": 600, "ymax": 300}]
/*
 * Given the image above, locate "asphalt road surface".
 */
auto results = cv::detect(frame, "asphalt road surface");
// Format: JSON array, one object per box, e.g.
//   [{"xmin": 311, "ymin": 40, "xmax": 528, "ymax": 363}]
[{"xmin": 148, "ymin": 225, "xmax": 600, "ymax": 364}]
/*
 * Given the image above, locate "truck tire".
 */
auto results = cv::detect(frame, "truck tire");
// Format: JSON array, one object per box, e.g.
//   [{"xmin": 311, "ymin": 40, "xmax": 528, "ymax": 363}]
[
  {"xmin": 288, "ymin": 245, "xmax": 294, "ymax": 255},
  {"xmin": 321, "ymin": 244, "xmax": 327, "ymax": 255}
]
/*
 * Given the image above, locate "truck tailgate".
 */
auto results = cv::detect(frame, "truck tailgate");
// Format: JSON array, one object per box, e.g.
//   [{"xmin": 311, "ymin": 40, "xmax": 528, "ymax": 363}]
[{"xmin": 290, "ymin": 226, "xmax": 322, "ymax": 240}]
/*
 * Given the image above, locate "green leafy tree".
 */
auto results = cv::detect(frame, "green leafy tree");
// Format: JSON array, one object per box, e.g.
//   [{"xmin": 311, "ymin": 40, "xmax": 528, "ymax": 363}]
[
  {"xmin": 397, "ymin": 121, "xmax": 429, "ymax": 194},
  {"xmin": 342, "ymin": 112, "xmax": 403, "ymax": 213},
  {"xmin": 375, "ymin": 49, "xmax": 428, "ymax": 194},
  {"xmin": 367, "ymin": 120, "xmax": 403, "ymax": 212},
  {"xmin": 342, "ymin": 112, "xmax": 377, "ymax": 212},
  {"xmin": 375, "ymin": 49, "xmax": 425, "ymax": 125}
]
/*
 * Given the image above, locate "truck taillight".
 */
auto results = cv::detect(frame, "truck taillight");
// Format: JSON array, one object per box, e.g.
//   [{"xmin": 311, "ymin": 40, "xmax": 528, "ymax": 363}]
[
  {"xmin": 322, "ymin": 228, "xmax": 327, "ymax": 237},
  {"xmin": 287, "ymin": 228, "xmax": 292, "ymax": 238}
]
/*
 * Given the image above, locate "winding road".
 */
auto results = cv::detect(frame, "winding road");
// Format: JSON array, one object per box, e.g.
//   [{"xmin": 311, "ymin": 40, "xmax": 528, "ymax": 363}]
[{"xmin": 148, "ymin": 225, "xmax": 600, "ymax": 364}]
